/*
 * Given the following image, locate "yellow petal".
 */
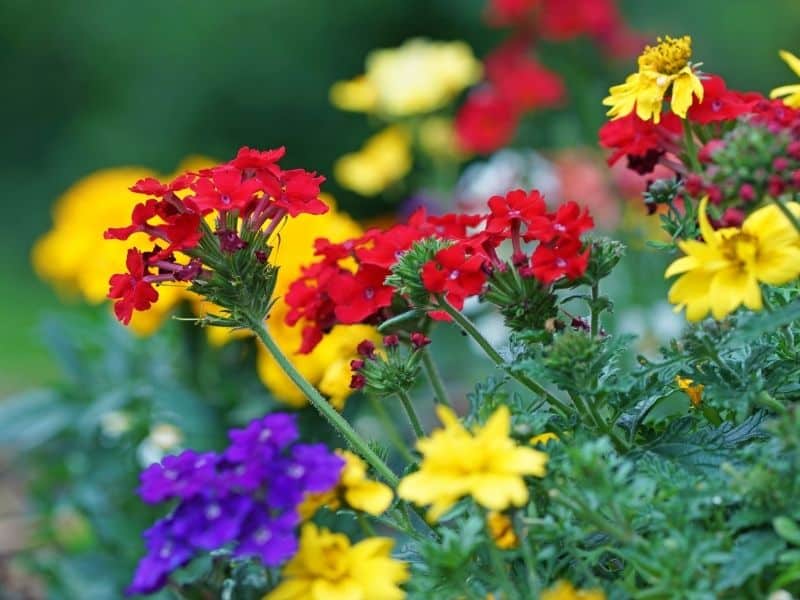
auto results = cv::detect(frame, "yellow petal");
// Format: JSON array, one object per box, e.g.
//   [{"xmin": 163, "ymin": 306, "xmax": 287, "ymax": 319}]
[
  {"xmin": 779, "ymin": 50, "xmax": 800, "ymax": 78},
  {"xmin": 345, "ymin": 481, "xmax": 393, "ymax": 515}
]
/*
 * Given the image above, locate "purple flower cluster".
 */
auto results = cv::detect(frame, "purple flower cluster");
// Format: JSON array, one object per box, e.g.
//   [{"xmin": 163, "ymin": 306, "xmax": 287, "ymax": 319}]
[{"xmin": 127, "ymin": 412, "xmax": 344, "ymax": 596}]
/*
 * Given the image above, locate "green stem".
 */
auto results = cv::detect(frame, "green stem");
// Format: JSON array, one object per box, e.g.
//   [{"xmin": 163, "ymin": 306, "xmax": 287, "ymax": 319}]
[
  {"xmin": 248, "ymin": 316, "xmax": 399, "ymax": 487},
  {"xmin": 486, "ymin": 529, "xmax": 518, "ymax": 600},
  {"xmin": 357, "ymin": 513, "xmax": 377, "ymax": 537},
  {"xmin": 421, "ymin": 348, "xmax": 451, "ymax": 407},
  {"xmin": 771, "ymin": 195, "xmax": 800, "ymax": 236},
  {"xmin": 590, "ymin": 283, "xmax": 600, "ymax": 339},
  {"xmin": 515, "ymin": 515, "xmax": 539, "ymax": 594},
  {"xmin": 682, "ymin": 119, "xmax": 702, "ymax": 173},
  {"xmin": 397, "ymin": 390, "xmax": 425, "ymax": 439},
  {"xmin": 368, "ymin": 396, "xmax": 416, "ymax": 463},
  {"xmin": 437, "ymin": 299, "xmax": 571, "ymax": 418}
]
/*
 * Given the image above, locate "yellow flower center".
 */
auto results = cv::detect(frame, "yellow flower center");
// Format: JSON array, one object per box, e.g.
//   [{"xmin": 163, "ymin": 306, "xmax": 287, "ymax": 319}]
[
  {"xmin": 638, "ymin": 35, "xmax": 693, "ymax": 75},
  {"xmin": 720, "ymin": 232, "xmax": 759, "ymax": 270},
  {"xmin": 310, "ymin": 538, "xmax": 350, "ymax": 580}
]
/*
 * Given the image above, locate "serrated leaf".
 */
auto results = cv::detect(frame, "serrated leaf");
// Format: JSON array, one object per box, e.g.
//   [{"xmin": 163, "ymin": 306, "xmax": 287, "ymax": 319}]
[
  {"xmin": 728, "ymin": 299, "xmax": 800, "ymax": 344},
  {"xmin": 716, "ymin": 531, "xmax": 785, "ymax": 591}
]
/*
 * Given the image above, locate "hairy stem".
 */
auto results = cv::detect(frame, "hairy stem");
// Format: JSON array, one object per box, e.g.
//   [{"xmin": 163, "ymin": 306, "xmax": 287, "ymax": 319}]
[
  {"xmin": 437, "ymin": 298, "xmax": 571, "ymax": 418},
  {"xmin": 247, "ymin": 316, "xmax": 399, "ymax": 487},
  {"xmin": 421, "ymin": 348, "xmax": 451, "ymax": 407},
  {"xmin": 397, "ymin": 390, "xmax": 425, "ymax": 439}
]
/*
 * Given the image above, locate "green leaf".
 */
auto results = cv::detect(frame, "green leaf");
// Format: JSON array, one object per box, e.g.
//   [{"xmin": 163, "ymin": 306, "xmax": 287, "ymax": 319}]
[
  {"xmin": 728, "ymin": 299, "xmax": 800, "ymax": 344},
  {"xmin": 0, "ymin": 388, "xmax": 78, "ymax": 452},
  {"xmin": 774, "ymin": 516, "xmax": 800, "ymax": 546},
  {"xmin": 716, "ymin": 530, "xmax": 786, "ymax": 591}
]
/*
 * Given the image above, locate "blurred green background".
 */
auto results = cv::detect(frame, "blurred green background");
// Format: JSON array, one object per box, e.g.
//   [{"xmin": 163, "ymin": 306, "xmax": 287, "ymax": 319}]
[{"xmin": 2, "ymin": 0, "xmax": 798, "ymax": 393}]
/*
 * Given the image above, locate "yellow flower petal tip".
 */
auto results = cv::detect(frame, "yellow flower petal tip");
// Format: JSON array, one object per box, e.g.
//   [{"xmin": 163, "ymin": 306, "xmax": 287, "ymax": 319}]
[{"xmin": 770, "ymin": 50, "xmax": 800, "ymax": 108}]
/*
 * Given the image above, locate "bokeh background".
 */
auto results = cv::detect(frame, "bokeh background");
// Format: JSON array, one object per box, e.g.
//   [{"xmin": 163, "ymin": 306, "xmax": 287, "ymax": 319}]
[{"xmin": 1, "ymin": 0, "xmax": 798, "ymax": 393}]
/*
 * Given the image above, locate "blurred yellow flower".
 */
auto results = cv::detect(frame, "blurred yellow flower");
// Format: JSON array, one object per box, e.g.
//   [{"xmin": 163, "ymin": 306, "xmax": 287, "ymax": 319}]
[
  {"xmin": 603, "ymin": 35, "xmax": 703, "ymax": 123},
  {"xmin": 665, "ymin": 197, "xmax": 800, "ymax": 321},
  {"xmin": 486, "ymin": 511, "xmax": 518, "ymax": 549},
  {"xmin": 418, "ymin": 116, "xmax": 465, "ymax": 161},
  {"xmin": 299, "ymin": 449, "xmax": 393, "ymax": 519},
  {"xmin": 676, "ymin": 375, "xmax": 704, "ymax": 407},
  {"xmin": 252, "ymin": 195, "xmax": 379, "ymax": 410},
  {"xmin": 334, "ymin": 126, "xmax": 412, "ymax": 196},
  {"xmin": 541, "ymin": 580, "xmax": 606, "ymax": 600},
  {"xmin": 331, "ymin": 38, "xmax": 481, "ymax": 117},
  {"xmin": 398, "ymin": 405, "xmax": 548, "ymax": 521},
  {"xmin": 264, "ymin": 523, "xmax": 409, "ymax": 600},
  {"xmin": 31, "ymin": 158, "xmax": 214, "ymax": 335},
  {"xmin": 770, "ymin": 50, "xmax": 800, "ymax": 108}
]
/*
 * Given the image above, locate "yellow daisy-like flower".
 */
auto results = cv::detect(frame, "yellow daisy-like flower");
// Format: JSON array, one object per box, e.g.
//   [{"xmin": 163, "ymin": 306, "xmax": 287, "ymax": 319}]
[
  {"xmin": 603, "ymin": 35, "xmax": 703, "ymax": 123},
  {"xmin": 330, "ymin": 38, "xmax": 481, "ymax": 117},
  {"xmin": 486, "ymin": 511, "xmax": 519, "ymax": 549},
  {"xmin": 31, "ymin": 157, "xmax": 215, "ymax": 336},
  {"xmin": 264, "ymin": 524, "xmax": 409, "ymax": 600},
  {"xmin": 665, "ymin": 197, "xmax": 800, "ymax": 321},
  {"xmin": 334, "ymin": 126, "xmax": 413, "ymax": 196},
  {"xmin": 397, "ymin": 405, "xmax": 548, "ymax": 521},
  {"xmin": 530, "ymin": 432, "xmax": 559, "ymax": 446},
  {"xmin": 541, "ymin": 580, "xmax": 606, "ymax": 600},
  {"xmin": 299, "ymin": 450, "xmax": 394, "ymax": 519},
  {"xmin": 770, "ymin": 50, "xmax": 800, "ymax": 108},
  {"xmin": 675, "ymin": 375, "xmax": 704, "ymax": 408}
]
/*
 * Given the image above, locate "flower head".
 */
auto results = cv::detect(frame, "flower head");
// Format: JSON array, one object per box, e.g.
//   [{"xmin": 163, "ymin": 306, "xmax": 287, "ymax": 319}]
[
  {"xmin": 603, "ymin": 35, "xmax": 704, "ymax": 122},
  {"xmin": 334, "ymin": 126, "xmax": 412, "ymax": 196},
  {"xmin": 676, "ymin": 375, "xmax": 704, "ymax": 408},
  {"xmin": 770, "ymin": 50, "xmax": 800, "ymax": 109},
  {"xmin": 128, "ymin": 413, "xmax": 344, "ymax": 595},
  {"xmin": 265, "ymin": 524, "xmax": 409, "ymax": 600},
  {"xmin": 665, "ymin": 197, "xmax": 800, "ymax": 321},
  {"xmin": 398, "ymin": 405, "xmax": 548, "ymax": 521},
  {"xmin": 486, "ymin": 511, "xmax": 518, "ymax": 549}
]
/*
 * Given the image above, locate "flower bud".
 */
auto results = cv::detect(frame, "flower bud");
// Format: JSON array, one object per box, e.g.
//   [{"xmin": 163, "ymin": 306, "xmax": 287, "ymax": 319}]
[
  {"xmin": 383, "ymin": 334, "xmax": 400, "ymax": 348},
  {"xmin": 738, "ymin": 183, "xmax": 756, "ymax": 203},
  {"xmin": 356, "ymin": 340, "xmax": 376, "ymax": 358},
  {"xmin": 410, "ymin": 332, "xmax": 431, "ymax": 349}
]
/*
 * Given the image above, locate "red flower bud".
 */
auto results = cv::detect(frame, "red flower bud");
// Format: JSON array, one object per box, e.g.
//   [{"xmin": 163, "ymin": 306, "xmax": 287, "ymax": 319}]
[
  {"xmin": 350, "ymin": 359, "xmax": 365, "ymax": 371},
  {"xmin": 410, "ymin": 332, "xmax": 431, "ymax": 349},
  {"xmin": 383, "ymin": 334, "xmax": 400, "ymax": 348},
  {"xmin": 788, "ymin": 140, "xmax": 800, "ymax": 160},
  {"xmin": 706, "ymin": 185, "xmax": 723, "ymax": 205},
  {"xmin": 356, "ymin": 340, "xmax": 376, "ymax": 358},
  {"xmin": 684, "ymin": 174, "xmax": 704, "ymax": 197},
  {"xmin": 768, "ymin": 175, "xmax": 785, "ymax": 197},
  {"xmin": 773, "ymin": 157, "xmax": 790, "ymax": 172},
  {"xmin": 349, "ymin": 373, "xmax": 366, "ymax": 390},
  {"xmin": 738, "ymin": 183, "xmax": 756, "ymax": 203}
]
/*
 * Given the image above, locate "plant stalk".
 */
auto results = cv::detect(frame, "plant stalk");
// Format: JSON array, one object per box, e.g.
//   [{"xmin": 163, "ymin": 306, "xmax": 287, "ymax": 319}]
[{"xmin": 421, "ymin": 348, "xmax": 451, "ymax": 407}]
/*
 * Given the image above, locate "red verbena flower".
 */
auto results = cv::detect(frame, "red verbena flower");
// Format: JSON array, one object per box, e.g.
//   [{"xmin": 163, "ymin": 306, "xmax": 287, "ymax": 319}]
[
  {"xmin": 527, "ymin": 238, "xmax": 590, "ymax": 284},
  {"xmin": 327, "ymin": 265, "xmax": 394, "ymax": 324},
  {"xmin": 421, "ymin": 243, "xmax": 488, "ymax": 311},
  {"xmin": 485, "ymin": 40, "xmax": 565, "ymax": 112},
  {"xmin": 486, "ymin": 189, "xmax": 547, "ymax": 235},
  {"xmin": 598, "ymin": 111, "xmax": 682, "ymax": 170},
  {"xmin": 687, "ymin": 75, "xmax": 760, "ymax": 124},
  {"xmin": 108, "ymin": 249, "xmax": 159, "ymax": 325},
  {"xmin": 455, "ymin": 87, "xmax": 519, "ymax": 154},
  {"xmin": 524, "ymin": 201, "xmax": 594, "ymax": 244}
]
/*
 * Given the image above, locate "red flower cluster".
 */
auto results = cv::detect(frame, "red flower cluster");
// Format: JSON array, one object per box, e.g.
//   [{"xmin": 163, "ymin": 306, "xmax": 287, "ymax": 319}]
[
  {"xmin": 485, "ymin": 0, "xmax": 641, "ymax": 57},
  {"xmin": 285, "ymin": 189, "xmax": 593, "ymax": 352},
  {"xmin": 456, "ymin": 0, "xmax": 640, "ymax": 155},
  {"xmin": 456, "ymin": 38, "xmax": 564, "ymax": 154},
  {"xmin": 105, "ymin": 147, "xmax": 327, "ymax": 324}
]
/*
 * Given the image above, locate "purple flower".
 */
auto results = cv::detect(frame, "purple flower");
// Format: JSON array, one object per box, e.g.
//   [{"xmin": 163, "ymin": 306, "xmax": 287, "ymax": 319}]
[
  {"xmin": 139, "ymin": 450, "xmax": 218, "ymax": 504},
  {"xmin": 235, "ymin": 508, "xmax": 299, "ymax": 566},
  {"xmin": 127, "ymin": 412, "xmax": 343, "ymax": 596}
]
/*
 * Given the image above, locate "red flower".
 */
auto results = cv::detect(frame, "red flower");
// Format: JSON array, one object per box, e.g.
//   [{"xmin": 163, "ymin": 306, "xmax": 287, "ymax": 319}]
[
  {"xmin": 408, "ymin": 209, "xmax": 485, "ymax": 239},
  {"xmin": 687, "ymin": 75, "xmax": 759, "ymax": 124},
  {"xmin": 598, "ymin": 111, "xmax": 682, "ymax": 169},
  {"xmin": 356, "ymin": 225, "xmax": 422, "ymax": 269},
  {"xmin": 524, "ymin": 201, "xmax": 594, "ymax": 244},
  {"xmin": 486, "ymin": 189, "xmax": 547, "ymax": 234},
  {"xmin": 327, "ymin": 265, "xmax": 394, "ymax": 324},
  {"xmin": 130, "ymin": 173, "xmax": 194, "ymax": 197},
  {"xmin": 108, "ymin": 249, "xmax": 159, "ymax": 325},
  {"xmin": 191, "ymin": 167, "xmax": 262, "ymax": 213},
  {"xmin": 455, "ymin": 87, "xmax": 519, "ymax": 154},
  {"xmin": 485, "ymin": 40, "xmax": 565, "ymax": 112},
  {"xmin": 230, "ymin": 146, "xmax": 286, "ymax": 172},
  {"xmin": 264, "ymin": 169, "xmax": 328, "ymax": 217},
  {"xmin": 410, "ymin": 332, "xmax": 432, "ymax": 349},
  {"xmin": 527, "ymin": 238, "xmax": 590, "ymax": 284},
  {"xmin": 421, "ymin": 244, "xmax": 488, "ymax": 310}
]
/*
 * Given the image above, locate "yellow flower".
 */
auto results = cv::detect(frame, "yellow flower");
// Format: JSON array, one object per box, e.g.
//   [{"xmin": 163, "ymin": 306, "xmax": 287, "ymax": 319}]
[
  {"xmin": 418, "ymin": 116, "xmax": 465, "ymax": 161},
  {"xmin": 331, "ymin": 38, "xmax": 481, "ymax": 117},
  {"xmin": 541, "ymin": 580, "xmax": 606, "ymax": 600},
  {"xmin": 529, "ymin": 432, "xmax": 559, "ymax": 446},
  {"xmin": 299, "ymin": 450, "xmax": 393, "ymax": 519},
  {"xmin": 31, "ymin": 157, "xmax": 215, "ymax": 335},
  {"xmin": 397, "ymin": 405, "xmax": 548, "ymax": 521},
  {"xmin": 665, "ymin": 197, "xmax": 800, "ymax": 321},
  {"xmin": 264, "ymin": 524, "xmax": 409, "ymax": 600},
  {"xmin": 334, "ymin": 126, "xmax": 412, "ymax": 196},
  {"xmin": 603, "ymin": 35, "xmax": 703, "ymax": 123},
  {"xmin": 486, "ymin": 511, "xmax": 518, "ymax": 549},
  {"xmin": 771, "ymin": 50, "xmax": 800, "ymax": 108},
  {"xmin": 676, "ymin": 375, "xmax": 704, "ymax": 408}
]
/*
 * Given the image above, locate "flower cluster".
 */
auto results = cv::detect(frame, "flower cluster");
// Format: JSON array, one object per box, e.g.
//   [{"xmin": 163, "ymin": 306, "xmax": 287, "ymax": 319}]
[
  {"xmin": 485, "ymin": 0, "xmax": 639, "ymax": 58},
  {"xmin": 105, "ymin": 146, "xmax": 326, "ymax": 326},
  {"xmin": 456, "ymin": 0, "xmax": 640, "ymax": 154},
  {"xmin": 128, "ymin": 413, "xmax": 343, "ymax": 595},
  {"xmin": 284, "ymin": 189, "xmax": 593, "ymax": 353},
  {"xmin": 349, "ymin": 333, "xmax": 431, "ymax": 396}
]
